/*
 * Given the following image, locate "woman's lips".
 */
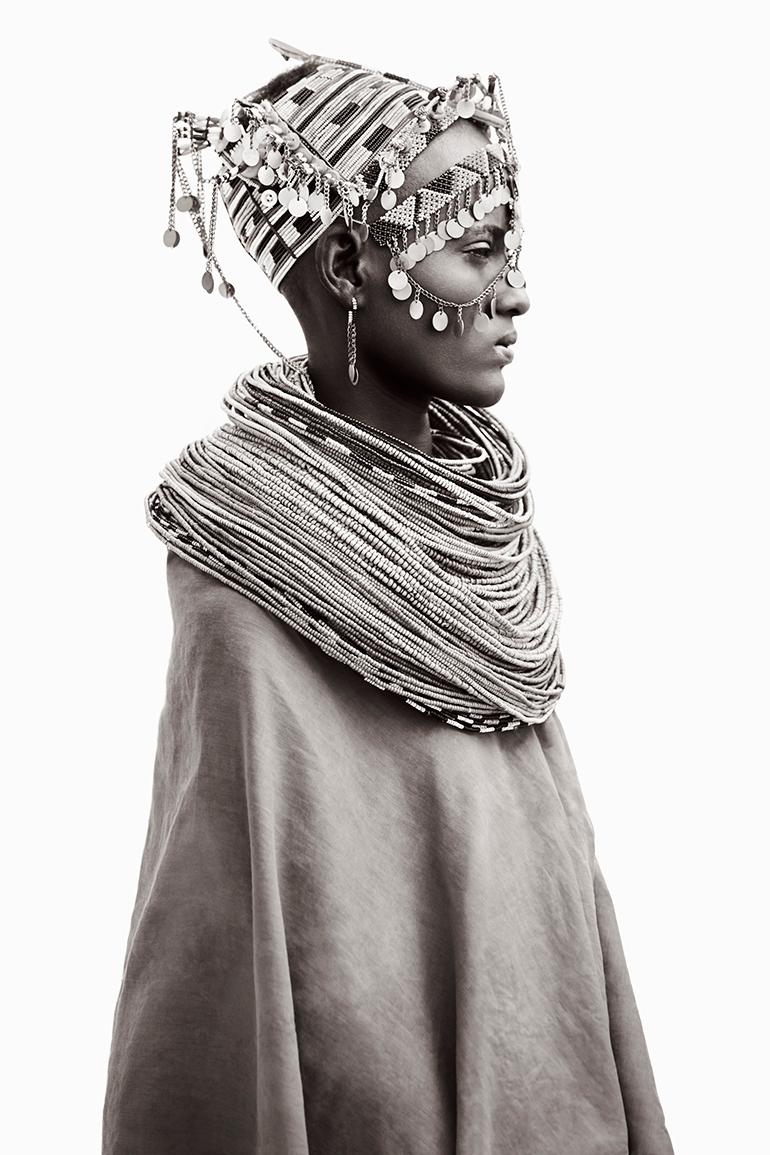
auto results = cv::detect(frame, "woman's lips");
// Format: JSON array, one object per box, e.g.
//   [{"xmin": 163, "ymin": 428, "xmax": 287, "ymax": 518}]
[{"xmin": 493, "ymin": 330, "xmax": 517, "ymax": 363}]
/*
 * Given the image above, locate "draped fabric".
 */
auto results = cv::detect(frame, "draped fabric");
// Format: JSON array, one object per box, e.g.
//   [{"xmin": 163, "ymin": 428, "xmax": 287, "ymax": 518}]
[{"xmin": 102, "ymin": 551, "xmax": 675, "ymax": 1155}]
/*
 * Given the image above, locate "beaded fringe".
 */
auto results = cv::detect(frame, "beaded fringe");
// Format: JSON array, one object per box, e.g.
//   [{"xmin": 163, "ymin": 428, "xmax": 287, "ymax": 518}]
[{"xmin": 145, "ymin": 355, "xmax": 565, "ymax": 733}]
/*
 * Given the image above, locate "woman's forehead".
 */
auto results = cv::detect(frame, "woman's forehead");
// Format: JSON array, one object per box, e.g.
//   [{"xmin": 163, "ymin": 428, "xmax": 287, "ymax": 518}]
[{"xmin": 368, "ymin": 120, "xmax": 493, "ymax": 226}]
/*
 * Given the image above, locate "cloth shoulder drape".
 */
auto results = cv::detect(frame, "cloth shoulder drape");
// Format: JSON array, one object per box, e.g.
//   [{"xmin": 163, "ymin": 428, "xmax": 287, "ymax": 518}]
[{"xmin": 102, "ymin": 550, "xmax": 675, "ymax": 1155}]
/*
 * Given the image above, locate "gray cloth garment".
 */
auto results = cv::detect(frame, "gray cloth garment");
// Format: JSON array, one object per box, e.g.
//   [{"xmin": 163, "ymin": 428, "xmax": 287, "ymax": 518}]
[{"xmin": 102, "ymin": 550, "xmax": 675, "ymax": 1155}]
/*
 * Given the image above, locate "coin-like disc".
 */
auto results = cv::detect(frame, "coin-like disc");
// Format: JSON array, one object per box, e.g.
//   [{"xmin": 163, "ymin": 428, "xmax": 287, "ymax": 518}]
[
  {"xmin": 409, "ymin": 298, "xmax": 424, "ymax": 319},
  {"xmin": 392, "ymin": 284, "xmax": 413, "ymax": 300},
  {"xmin": 473, "ymin": 311, "xmax": 491, "ymax": 331},
  {"xmin": 388, "ymin": 269, "xmax": 408, "ymax": 290},
  {"xmin": 432, "ymin": 308, "xmax": 449, "ymax": 331},
  {"xmin": 162, "ymin": 227, "xmax": 180, "ymax": 248},
  {"xmin": 507, "ymin": 268, "xmax": 526, "ymax": 288},
  {"xmin": 201, "ymin": 270, "xmax": 214, "ymax": 294}
]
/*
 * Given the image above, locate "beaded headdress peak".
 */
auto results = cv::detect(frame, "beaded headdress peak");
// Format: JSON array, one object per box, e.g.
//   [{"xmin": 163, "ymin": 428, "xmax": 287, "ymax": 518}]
[{"xmin": 164, "ymin": 38, "xmax": 525, "ymax": 361}]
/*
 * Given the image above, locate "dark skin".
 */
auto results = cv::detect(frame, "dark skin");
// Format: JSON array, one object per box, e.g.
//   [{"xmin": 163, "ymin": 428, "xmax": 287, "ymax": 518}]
[{"xmin": 280, "ymin": 118, "xmax": 531, "ymax": 456}]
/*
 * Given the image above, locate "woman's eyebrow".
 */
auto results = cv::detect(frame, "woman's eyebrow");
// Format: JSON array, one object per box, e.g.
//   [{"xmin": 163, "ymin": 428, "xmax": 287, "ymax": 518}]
[{"xmin": 460, "ymin": 222, "xmax": 505, "ymax": 240}]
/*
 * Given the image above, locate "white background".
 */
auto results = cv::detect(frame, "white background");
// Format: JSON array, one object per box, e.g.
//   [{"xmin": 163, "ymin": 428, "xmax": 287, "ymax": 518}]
[{"xmin": 3, "ymin": 3, "xmax": 767, "ymax": 1151}]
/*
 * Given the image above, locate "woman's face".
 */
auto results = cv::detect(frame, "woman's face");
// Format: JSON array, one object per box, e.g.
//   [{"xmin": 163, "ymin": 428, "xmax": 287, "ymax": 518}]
[{"xmin": 358, "ymin": 120, "xmax": 530, "ymax": 408}]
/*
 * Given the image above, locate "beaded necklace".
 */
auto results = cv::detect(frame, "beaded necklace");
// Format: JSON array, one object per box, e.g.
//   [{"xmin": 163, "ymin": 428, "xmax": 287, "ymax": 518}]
[{"xmin": 145, "ymin": 355, "xmax": 564, "ymax": 733}]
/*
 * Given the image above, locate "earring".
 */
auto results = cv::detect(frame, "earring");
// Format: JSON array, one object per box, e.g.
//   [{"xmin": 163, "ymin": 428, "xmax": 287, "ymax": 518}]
[{"xmin": 347, "ymin": 296, "xmax": 359, "ymax": 385}]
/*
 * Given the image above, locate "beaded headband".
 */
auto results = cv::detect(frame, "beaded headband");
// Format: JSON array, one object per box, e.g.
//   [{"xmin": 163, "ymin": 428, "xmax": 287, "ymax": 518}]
[{"xmin": 163, "ymin": 38, "xmax": 525, "ymax": 359}]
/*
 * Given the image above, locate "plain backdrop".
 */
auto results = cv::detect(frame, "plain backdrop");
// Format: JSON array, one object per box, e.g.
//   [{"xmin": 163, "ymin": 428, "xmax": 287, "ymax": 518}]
[{"xmin": 3, "ymin": 3, "xmax": 767, "ymax": 1152}]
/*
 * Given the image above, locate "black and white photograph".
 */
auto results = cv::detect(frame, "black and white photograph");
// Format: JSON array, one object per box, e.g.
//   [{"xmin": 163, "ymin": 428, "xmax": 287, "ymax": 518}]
[{"xmin": 4, "ymin": 5, "xmax": 767, "ymax": 1153}]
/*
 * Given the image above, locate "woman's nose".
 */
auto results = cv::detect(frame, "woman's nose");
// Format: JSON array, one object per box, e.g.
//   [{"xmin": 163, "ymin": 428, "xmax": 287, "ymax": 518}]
[{"xmin": 494, "ymin": 278, "xmax": 530, "ymax": 317}]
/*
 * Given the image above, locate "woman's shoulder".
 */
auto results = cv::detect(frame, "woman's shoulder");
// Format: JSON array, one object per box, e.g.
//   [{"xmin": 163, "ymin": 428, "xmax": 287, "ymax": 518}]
[{"xmin": 163, "ymin": 548, "xmax": 284, "ymax": 666}]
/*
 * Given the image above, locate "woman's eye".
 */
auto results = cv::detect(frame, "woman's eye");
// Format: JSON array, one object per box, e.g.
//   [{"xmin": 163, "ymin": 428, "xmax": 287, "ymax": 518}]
[{"xmin": 464, "ymin": 243, "xmax": 494, "ymax": 261}]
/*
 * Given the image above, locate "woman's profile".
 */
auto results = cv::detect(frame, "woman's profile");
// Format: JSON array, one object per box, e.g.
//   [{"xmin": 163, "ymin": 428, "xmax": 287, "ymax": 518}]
[{"xmin": 102, "ymin": 37, "xmax": 675, "ymax": 1155}]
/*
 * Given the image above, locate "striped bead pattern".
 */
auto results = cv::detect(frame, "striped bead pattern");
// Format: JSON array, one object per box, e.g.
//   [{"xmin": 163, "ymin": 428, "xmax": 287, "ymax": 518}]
[{"xmin": 145, "ymin": 355, "xmax": 565, "ymax": 733}]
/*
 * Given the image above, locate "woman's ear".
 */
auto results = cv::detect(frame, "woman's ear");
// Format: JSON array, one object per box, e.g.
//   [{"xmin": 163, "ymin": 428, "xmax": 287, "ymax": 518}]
[{"xmin": 314, "ymin": 220, "xmax": 371, "ymax": 308}]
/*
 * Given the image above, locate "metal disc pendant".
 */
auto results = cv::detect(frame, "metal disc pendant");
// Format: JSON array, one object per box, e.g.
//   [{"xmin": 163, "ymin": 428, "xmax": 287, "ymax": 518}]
[
  {"xmin": 358, "ymin": 221, "xmax": 370, "ymax": 242},
  {"xmin": 223, "ymin": 121, "xmax": 242, "ymax": 143},
  {"xmin": 456, "ymin": 97, "xmax": 476, "ymax": 118},
  {"xmin": 446, "ymin": 218, "xmax": 464, "ymax": 238},
  {"xmin": 473, "ymin": 311, "xmax": 491, "ymax": 332},
  {"xmin": 242, "ymin": 146, "xmax": 260, "ymax": 166},
  {"xmin": 320, "ymin": 206, "xmax": 334, "ymax": 226},
  {"xmin": 218, "ymin": 280, "xmax": 235, "ymax": 298},
  {"xmin": 176, "ymin": 195, "xmax": 194, "ymax": 212},
  {"xmin": 348, "ymin": 363, "xmax": 359, "ymax": 385},
  {"xmin": 163, "ymin": 227, "xmax": 180, "ymax": 248},
  {"xmin": 289, "ymin": 197, "xmax": 308, "ymax": 217},
  {"xmin": 409, "ymin": 298, "xmax": 424, "ymax": 319},
  {"xmin": 472, "ymin": 199, "xmax": 486, "ymax": 220},
  {"xmin": 267, "ymin": 149, "xmax": 283, "ymax": 169},
  {"xmin": 201, "ymin": 269, "xmax": 214, "ymax": 293},
  {"xmin": 386, "ymin": 167, "xmax": 405, "ymax": 189},
  {"xmin": 278, "ymin": 186, "xmax": 295, "ymax": 206},
  {"xmin": 258, "ymin": 166, "xmax": 275, "ymax": 186},
  {"xmin": 507, "ymin": 268, "xmax": 526, "ymax": 288},
  {"xmin": 454, "ymin": 311, "xmax": 465, "ymax": 336},
  {"xmin": 380, "ymin": 189, "xmax": 397, "ymax": 210},
  {"xmin": 458, "ymin": 208, "xmax": 475, "ymax": 228},
  {"xmin": 392, "ymin": 283, "xmax": 412, "ymax": 300},
  {"xmin": 388, "ymin": 269, "xmax": 408, "ymax": 290},
  {"xmin": 432, "ymin": 308, "xmax": 448, "ymax": 331}
]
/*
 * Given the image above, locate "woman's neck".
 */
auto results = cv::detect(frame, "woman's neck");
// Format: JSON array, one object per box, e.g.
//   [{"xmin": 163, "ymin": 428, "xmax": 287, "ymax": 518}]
[{"xmin": 305, "ymin": 354, "xmax": 436, "ymax": 456}]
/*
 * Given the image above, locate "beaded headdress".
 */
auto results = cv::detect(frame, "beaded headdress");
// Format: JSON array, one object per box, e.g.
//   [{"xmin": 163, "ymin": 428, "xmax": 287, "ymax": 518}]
[{"xmin": 164, "ymin": 38, "xmax": 525, "ymax": 360}]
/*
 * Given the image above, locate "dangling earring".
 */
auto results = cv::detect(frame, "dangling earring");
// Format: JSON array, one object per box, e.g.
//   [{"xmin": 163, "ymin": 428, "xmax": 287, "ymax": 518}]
[{"xmin": 347, "ymin": 296, "xmax": 359, "ymax": 385}]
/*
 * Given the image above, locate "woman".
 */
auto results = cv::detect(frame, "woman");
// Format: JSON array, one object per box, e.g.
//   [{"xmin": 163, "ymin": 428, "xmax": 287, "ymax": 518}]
[{"xmin": 102, "ymin": 38, "xmax": 675, "ymax": 1155}]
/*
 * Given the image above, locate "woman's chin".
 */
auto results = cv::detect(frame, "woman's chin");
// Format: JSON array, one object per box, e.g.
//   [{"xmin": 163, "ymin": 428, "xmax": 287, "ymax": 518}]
[{"xmin": 457, "ymin": 369, "xmax": 507, "ymax": 407}]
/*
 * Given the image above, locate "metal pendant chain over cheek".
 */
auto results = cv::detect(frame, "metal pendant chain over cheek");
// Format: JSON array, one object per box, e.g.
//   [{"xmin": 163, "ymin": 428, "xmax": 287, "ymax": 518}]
[{"xmin": 370, "ymin": 146, "xmax": 527, "ymax": 337}]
